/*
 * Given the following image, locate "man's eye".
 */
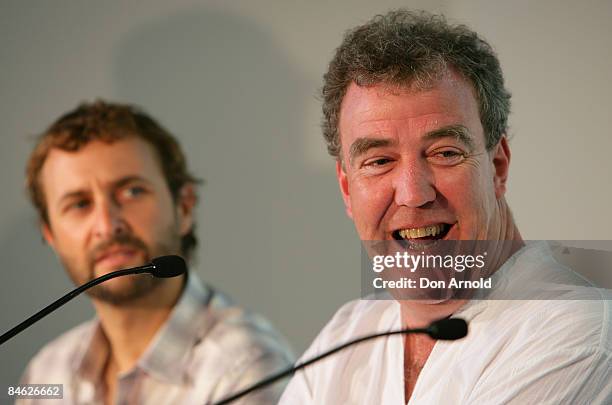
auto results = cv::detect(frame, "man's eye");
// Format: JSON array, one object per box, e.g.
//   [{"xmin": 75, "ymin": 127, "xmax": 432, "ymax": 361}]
[
  {"xmin": 364, "ymin": 158, "xmax": 392, "ymax": 167},
  {"xmin": 123, "ymin": 186, "xmax": 146, "ymax": 198},
  {"xmin": 430, "ymin": 149, "xmax": 465, "ymax": 164},
  {"xmin": 68, "ymin": 199, "xmax": 90, "ymax": 211}
]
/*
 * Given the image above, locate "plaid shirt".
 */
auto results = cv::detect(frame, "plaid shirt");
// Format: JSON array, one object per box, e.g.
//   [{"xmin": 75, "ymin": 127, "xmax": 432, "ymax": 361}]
[{"xmin": 18, "ymin": 272, "xmax": 294, "ymax": 405}]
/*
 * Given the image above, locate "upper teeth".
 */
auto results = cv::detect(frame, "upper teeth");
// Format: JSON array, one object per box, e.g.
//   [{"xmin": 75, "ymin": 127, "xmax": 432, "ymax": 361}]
[{"xmin": 398, "ymin": 224, "xmax": 445, "ymax": 239}]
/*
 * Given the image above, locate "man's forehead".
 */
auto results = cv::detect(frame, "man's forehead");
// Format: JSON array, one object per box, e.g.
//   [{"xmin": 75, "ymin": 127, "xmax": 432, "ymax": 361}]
[
  {"xmin": 40, "ymin": 138, "xmax": 163, "ymax": 196},
  {"xmin": 338, "ymin": 73, "xmax": 483, "ymax": 157},
  {"xmin": 341, "ymin": 70, "xmax": 476, "ymax": 117}
]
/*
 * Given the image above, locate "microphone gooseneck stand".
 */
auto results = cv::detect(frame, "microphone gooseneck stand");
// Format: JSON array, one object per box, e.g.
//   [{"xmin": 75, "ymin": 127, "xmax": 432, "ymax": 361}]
[
  {"xmin": 211, "ymin": 318, "xmax": 468, "ymax": 405},
  {"xmin": 0, "ymin": 255, "xmax": 186, "ymax": 346}
]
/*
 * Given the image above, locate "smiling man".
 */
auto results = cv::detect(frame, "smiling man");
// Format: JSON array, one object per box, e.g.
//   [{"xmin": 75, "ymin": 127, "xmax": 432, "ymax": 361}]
[
  {"xmin": 280, "ymin": 10, "xmax": 610, "ymax": 404},
  {"xmin": 19, "ymin": 101, "xmax": 293, "ymax": 404}
]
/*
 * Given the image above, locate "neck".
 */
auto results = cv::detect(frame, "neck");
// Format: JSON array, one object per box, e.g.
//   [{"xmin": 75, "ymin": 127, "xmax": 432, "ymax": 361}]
[
  {"xmin": 489, "ymin": 197, "xmax": 524, "ymax": 271},
  {"xmin": 399, "ymin": 299, "xmax": 466, "ymax": 330},
  {"xmin": 93, "ymin": 275, "xmax": 185, "ymax": 374}
]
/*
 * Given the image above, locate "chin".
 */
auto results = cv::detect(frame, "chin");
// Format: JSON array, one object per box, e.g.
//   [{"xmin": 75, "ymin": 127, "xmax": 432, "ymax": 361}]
[{"xmin": 88, "ymin": 276, "xmax": 161, "ymax": 304}]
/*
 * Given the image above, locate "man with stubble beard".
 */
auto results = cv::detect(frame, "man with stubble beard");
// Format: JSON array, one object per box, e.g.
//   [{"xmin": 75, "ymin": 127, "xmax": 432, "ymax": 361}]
[{"xmin": 18, "ymin": 101, "xmax": 293, "ymax": 405}]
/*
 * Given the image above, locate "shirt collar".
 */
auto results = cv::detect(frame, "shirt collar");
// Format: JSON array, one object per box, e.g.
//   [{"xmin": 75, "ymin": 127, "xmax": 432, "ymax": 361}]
[
  {"xmin": 73, "ymin": 321, "xmax": 109, "ymax": 384},
  {"xmin": 138, "ymin": 272, "xmax": 213, "ymax": 384},
  {"xmin": 73, "ymin": 271, "xmax": 214, "ymax": 385},
  {"xmin": 454, "ymin": 240, "xmax": 553, "ymax": 320}
]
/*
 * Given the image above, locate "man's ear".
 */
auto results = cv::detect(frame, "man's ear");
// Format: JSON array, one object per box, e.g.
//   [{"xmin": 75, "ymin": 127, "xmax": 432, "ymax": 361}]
[
  {"xmin": 336, "ymin": 160, "xmax": 353, "ymax": 219},
  {"xmin": 176, "ymin": 183, "xmax": 197, "ymax": 236},
  {"xmin": 491, "ymin": 136, "xmax": 511, "ymax": 199},
  {"xmin": 41, "ymin": 221, "xmax": 56, "ymax": 249}
]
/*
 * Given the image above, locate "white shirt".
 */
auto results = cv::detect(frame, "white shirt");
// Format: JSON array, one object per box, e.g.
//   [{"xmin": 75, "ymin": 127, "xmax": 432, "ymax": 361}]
[
  {"xmin": 280, "ymin": 242, "xmax": 611, "ymax": 404},
  {"xmin": 18, "ymin": 272, "xmax": 294, "ymax": 405}
]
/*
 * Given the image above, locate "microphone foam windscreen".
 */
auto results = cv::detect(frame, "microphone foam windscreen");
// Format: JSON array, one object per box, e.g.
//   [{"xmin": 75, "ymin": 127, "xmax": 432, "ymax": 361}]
[
  {"xmin": 427, "ymin": 318, "xmax": 468, "ymax": 340},
  {"xmin": 151, "ymin": 255, "xmax": 187, "ymax": 278}
]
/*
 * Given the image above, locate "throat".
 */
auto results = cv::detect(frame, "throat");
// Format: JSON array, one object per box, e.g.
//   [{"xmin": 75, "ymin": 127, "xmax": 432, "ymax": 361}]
[{"xmin": 403, "ymin": 334, "xmax": 436, "ymax": 401}]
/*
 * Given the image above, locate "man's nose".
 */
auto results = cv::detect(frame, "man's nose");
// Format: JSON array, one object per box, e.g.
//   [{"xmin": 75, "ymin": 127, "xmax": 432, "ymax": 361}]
[
  {"xmin": 392, "ymin": 161, "xmax": 436, "ymax": 208},
  {"xmin": 93, "ymin": 198, "xmax": 128, "ymax": 239}
]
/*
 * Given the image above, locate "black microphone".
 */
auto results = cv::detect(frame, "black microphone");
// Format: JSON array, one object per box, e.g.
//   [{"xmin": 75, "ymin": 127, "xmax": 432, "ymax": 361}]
[
  {"xmin": 150, "ymin": 255, "xmax": 187, "ymax": 278},
  {"xmin": 426, "ymin": 318, "xmax": 468, "ymax": 340},
  {"xmin": 0, "ymin": 255, "xmax": 186, "ymax": 346},
  {"xmin": 211, "ymin": 317, "xmax": 468, "ymax": 405}
]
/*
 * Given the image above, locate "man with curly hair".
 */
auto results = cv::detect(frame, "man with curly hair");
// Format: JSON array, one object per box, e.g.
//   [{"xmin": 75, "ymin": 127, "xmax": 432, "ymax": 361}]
[{"xmin": 281, "ymin": 10, "xmax": 610, "ymax": 404}]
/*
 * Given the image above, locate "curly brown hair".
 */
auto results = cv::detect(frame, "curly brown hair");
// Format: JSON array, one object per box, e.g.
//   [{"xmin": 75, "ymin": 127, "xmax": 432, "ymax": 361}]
[
  {"xmin": 322, "ymin": 9, "xmax": 511, "ymax": 159},
  {"xmin": 26, "ymin": 100, "xmax": 201, "ymax": 260}
]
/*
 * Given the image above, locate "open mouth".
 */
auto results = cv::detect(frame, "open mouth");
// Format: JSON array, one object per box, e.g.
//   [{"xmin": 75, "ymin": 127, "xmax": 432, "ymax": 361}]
[{"xmin": 392, "ymin": 223, "xmax": 453, "ymax": 247}]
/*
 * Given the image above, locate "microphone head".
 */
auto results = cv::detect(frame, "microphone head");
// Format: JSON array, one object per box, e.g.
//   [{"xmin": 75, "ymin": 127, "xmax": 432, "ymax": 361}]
[
  {"xmin": 150, "ymin": 255, "xmax": 187, "ymax": 278},
  {"xmin": 426, "ymin": 318, "xmax": 468, "ymax": 340}
]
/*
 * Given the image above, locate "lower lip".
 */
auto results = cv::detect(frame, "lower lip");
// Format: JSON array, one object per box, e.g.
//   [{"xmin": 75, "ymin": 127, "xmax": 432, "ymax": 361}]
[{"xmin": 95, "ymin": 250, "xmax": 140, "ymax": 270}]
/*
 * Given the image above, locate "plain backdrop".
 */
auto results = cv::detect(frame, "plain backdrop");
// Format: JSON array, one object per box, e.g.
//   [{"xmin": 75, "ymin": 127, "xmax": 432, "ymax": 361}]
[{"xmin": 1, "ymin": 0, "xmax": 611, "ymax": 390}]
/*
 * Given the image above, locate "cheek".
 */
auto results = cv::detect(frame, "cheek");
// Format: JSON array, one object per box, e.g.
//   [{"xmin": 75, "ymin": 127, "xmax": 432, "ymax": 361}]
[
  {"xmin": 50, "ymin": 216, "xmax": 87, "ymax": 248},
  {"xmin": 47, "ymin": 223, "xmax": 88, "ymax": 266},
  {"xmin": 125, "ymin": 201, "xmax": 172, "ymax": 235},
  {"xmin": 435, "ymin": 167, "xmax": 491, "ymax": 213},
  {"xmin": 349, "ymin": 176, "xmax": 393, "ymax": 227}
]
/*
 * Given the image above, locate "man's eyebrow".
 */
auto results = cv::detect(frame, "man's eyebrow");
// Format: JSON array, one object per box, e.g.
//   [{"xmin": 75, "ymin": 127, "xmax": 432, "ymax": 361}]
[
  {"xmin": 56, "ymin": 176, "xmax": 152, "ymax": 207},
  {"xmin": 348, "ymin": 138, "xmax": 396, "ymax": 166},
  {"xmin": 423, "ymin": 125, "xmax": 475, "ymax": 151},
  {"xmin": 113, "ymin": 175, "xmax": 151, "ymax": 189},
  {"xmin": 347, "ymin": 125, "xmax": 475, "ymax": 166},
  {"xmin": 57, "ymin": 190, "xmax": 88, "ymax": 207}
]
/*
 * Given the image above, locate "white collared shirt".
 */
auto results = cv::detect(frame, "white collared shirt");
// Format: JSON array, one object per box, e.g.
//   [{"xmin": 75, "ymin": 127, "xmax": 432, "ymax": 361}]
[
  {"xmin": 280, "ymin": 242, "xmax": 611, "ymax": 404},
  {"xmin": 18, "ymin": 272, "xmax": 294, "ymax": 405}
]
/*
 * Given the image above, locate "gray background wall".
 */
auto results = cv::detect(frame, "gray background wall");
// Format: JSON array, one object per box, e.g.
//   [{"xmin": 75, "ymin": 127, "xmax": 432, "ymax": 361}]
[{"xmin": 1, "ymin": 0, "xmax": 611, "ymax": 389}]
